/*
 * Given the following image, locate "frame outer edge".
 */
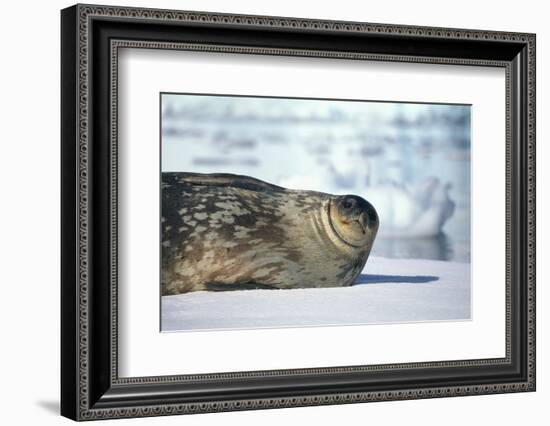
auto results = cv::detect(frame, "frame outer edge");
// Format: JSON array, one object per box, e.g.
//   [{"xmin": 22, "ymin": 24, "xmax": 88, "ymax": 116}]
[
  {"xmin": 527, "ymin": 34, "xmax": 536, "ymax": 390},
  {"xmin": 76, "ymin": 2, "xmax": 92, "ymax": 420},
  {"xmin": 61, "ymin": 4, "xmax": 80, "ymax": 422},
  {"xmin": 66, "ymin": 4, "xmax": 536, "ymax": 421}
]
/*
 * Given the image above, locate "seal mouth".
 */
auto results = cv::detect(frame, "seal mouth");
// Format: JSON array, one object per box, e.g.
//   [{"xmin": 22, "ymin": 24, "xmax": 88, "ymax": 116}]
[
  {"xmin": 343, "ymin": 218, "xmax": 366, "ymax": 234},
  {"xmin": 332, "ymin": 203, "xmax": 368, "ymax": 235}
]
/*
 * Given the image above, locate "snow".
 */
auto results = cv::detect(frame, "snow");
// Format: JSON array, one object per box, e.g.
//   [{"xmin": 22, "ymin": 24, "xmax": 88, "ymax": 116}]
[{"xmin": 161, "ymin": 256, "xmax": 470, "ymax": 332}]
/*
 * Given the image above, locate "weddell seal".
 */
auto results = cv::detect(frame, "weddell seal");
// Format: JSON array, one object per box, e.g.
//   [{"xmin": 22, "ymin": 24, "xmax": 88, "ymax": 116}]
[{"xmin": 161, "ymin": 172, "xmax": 379, "ymax": 295}]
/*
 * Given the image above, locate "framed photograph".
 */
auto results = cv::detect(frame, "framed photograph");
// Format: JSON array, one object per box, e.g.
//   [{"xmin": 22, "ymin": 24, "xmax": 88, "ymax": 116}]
[{"xmin": 61, "ymin": 4, "xmax": 536, "ymax": 421}]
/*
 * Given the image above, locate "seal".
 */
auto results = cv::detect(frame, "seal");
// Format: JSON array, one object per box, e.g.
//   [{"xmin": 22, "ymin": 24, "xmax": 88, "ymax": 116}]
[{"xmin": 161, "ymin": 172, "xmax": 379, "ymax": 295}]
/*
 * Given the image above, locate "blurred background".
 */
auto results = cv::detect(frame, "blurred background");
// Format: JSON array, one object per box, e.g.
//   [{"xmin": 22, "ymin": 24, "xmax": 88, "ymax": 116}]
[{"xmin": 161, "ymin": 94, "xmax": 471, "ymax": 263}]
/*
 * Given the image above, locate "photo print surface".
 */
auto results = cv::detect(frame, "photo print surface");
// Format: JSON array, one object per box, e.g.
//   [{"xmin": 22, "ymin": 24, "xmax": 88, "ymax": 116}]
[{"xmin": 160, "ymin": 93, "xmax": 471, "ymax": 332}]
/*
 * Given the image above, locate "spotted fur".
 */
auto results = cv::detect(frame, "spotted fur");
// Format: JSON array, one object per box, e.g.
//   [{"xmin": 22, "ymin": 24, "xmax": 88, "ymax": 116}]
[{"xmin": 161, "ymin": 172, "xmax": 378, "ymax": 295}]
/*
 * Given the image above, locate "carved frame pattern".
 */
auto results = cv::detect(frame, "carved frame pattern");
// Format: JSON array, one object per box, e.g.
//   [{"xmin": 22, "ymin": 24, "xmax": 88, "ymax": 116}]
[{"xmin": 61, "ymin": 3, "xmax": 536, "ymax": 421}]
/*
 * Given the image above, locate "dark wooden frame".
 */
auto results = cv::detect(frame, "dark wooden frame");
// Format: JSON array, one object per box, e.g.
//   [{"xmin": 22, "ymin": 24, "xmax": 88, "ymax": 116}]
[{"xmin": 61, "ymin": 3, "xmax": 536, "ymax": 421}]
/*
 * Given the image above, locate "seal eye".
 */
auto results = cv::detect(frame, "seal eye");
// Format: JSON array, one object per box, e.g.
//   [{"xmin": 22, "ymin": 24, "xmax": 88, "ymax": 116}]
[{"xmin": 342, "ymin": 199, "xmax": 355, "ymax": 209}]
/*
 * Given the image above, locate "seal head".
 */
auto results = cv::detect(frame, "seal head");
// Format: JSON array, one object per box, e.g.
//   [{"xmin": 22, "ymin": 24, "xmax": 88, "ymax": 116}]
[{"xmin": 330, "ymin": 195, "xmax": 379, "ymax": 247}]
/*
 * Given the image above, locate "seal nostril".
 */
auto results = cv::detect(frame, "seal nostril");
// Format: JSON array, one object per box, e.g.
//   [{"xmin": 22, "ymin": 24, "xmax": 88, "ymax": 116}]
[
  {"xmin": 355, "ymin": 213, "xmax": 368, "ymax": 234},
  {"xmin": 360, "ymin": 212, "xmax": 368, "ymax": 228}
]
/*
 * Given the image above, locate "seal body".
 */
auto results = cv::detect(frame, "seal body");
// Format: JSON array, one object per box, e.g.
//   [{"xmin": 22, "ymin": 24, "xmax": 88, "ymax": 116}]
[{"xmin": 161, "ymin": 172, "xmax": 379, "ymax": 295}]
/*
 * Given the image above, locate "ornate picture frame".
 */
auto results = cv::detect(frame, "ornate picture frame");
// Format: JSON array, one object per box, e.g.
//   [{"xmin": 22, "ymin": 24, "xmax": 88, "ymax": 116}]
[{"xmin": 61, "ymin": 4, "xmax": 535, "ymax": 421}]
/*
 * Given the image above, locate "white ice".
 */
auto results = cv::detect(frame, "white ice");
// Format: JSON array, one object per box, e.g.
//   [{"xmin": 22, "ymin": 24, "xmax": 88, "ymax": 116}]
[
  {"xmin": 161, "ymin": 256, "xmax": 470, "ymax": 332},
  {"xmin": 365, "ymin": 178, "xmax": 456, "ymax": 238}
]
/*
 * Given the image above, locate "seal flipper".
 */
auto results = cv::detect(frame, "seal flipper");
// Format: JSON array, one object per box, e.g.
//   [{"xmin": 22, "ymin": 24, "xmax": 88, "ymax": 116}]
[
  {"xmin": 205, "ymin": 282, "xmax": 279, "ymax": 291},
  {"xmin": 162, "ymin": 172, "xmax": 286, "ymax": 193}
]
